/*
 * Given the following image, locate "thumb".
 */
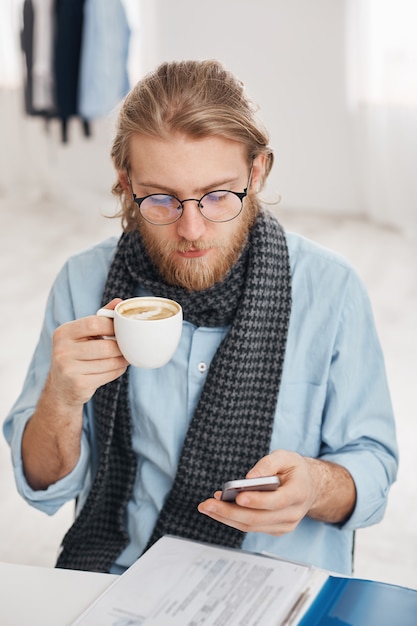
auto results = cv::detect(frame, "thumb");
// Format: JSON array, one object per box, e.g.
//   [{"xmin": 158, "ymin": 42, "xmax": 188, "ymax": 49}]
[{"xmin": 246, "ymin": 450, "xmax": 290, "ymax": 479}]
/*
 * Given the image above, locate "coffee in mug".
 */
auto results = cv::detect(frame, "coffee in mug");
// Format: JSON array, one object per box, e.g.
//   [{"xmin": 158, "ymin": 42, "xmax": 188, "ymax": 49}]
[{"xmin": 118, "ymin": 301, "xmax": 177, "ymax": 321}]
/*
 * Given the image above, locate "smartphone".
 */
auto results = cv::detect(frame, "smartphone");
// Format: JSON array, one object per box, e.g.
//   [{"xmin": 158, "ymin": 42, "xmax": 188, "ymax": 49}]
[{"xmin": 220, "ymin": 475, "xmax": 280, "ymax": 502}]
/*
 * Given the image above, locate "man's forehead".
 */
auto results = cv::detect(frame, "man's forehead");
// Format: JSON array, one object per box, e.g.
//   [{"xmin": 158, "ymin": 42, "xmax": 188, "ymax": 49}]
[
  {"xmin": 129, "ymin": 132, "xmax": 246, "ymax": 157},
  {"xmin": 128, "ymin": 133, "xmax": 247, "ymax": 190}
]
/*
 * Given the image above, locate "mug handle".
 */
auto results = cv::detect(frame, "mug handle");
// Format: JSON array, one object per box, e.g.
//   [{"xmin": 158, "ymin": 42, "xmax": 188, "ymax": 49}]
[{"xmin": 96, "ymin": 308, "xmax": 116, "ymax": 318}]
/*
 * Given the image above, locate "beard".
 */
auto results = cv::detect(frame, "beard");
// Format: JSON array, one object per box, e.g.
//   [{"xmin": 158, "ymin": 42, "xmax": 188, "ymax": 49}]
[{"xmin": 138, "ymin": 202, "xmax": 258, "ymax": 291}]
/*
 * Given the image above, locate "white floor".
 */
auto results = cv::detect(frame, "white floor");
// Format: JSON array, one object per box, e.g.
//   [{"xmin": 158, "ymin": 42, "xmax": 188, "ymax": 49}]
[{"xmin": 0, "ymin": 195, "xmax": 416, "ymax": 590}]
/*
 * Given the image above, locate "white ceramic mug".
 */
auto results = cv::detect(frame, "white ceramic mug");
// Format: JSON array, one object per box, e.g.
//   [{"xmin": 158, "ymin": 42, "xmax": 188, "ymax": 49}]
[{"xmin": 97, "ymin": 296, "xmax": 183, "ymax": 368}]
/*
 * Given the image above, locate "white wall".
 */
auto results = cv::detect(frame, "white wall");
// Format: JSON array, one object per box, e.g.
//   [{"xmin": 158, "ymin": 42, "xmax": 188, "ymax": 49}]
[
  {"xmin": 1, "ymin": 0, "xmax": 360, "ymax": 218},
  {"xmin": 4, "ymin": 0, "xmax": 415, "ymax": 232},
  {"xmin": 139, "ymin": 0, "xmax": 359, "ymax": 216}
]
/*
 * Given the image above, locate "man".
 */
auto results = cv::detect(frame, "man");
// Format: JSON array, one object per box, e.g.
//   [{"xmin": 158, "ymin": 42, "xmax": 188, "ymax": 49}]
[{"xmin": 4, "ymin": 60, "xmax": 398, "ymax": 575}]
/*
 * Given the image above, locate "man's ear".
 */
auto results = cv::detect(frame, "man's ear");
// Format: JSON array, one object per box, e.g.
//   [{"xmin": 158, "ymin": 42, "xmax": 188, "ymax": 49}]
[
  {"xmin": 250, "ymin": 154, "xmax": 266, "ymax": 191},
  {"xmin": 118, "ymin": 171, "xmax": 130, "ymax": 193}
]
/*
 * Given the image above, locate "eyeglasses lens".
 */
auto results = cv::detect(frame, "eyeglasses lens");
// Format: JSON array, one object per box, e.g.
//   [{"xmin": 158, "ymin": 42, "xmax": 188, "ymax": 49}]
[
  {"xmin": 200, "ymin": 191, "xmax": 242, "ymax": 222},
  {"xmin": 140, "ymin": 195, "xmax": 181, "ymax": 224}
]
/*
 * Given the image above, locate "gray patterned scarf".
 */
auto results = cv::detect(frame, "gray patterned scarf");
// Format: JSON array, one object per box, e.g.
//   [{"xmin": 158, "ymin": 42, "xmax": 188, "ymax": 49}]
[{"xmin": 56, "ymin": 210, "xmax": 292, "ymax": 572}]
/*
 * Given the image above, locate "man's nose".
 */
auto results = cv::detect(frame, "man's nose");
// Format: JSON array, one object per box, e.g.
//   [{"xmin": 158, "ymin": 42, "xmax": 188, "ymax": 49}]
[{"xmin": 176, "ymin": 200, "xmax": 207, "ymax": 241}]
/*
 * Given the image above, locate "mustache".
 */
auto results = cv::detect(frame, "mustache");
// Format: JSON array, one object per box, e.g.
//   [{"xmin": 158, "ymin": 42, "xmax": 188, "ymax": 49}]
[{"xmin": 165, "ymin": 239, "xmax": 223, "ymax": 253}]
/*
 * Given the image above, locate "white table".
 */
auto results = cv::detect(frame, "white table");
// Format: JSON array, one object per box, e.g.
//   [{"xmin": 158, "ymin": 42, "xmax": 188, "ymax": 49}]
[{"xmin": 0, "ymin": 561, "xmax": 117, "ymax": 626}]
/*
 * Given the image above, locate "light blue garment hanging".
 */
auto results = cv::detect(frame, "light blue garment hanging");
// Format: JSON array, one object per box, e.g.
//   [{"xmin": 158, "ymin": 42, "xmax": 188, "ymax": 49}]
[{"xmin": 78, "ymin": 0, "xmax": 131, "ymax": 120}]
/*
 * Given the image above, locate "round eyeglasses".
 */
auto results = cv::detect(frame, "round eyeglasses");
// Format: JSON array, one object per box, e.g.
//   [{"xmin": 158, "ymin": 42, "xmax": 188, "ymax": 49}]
[{"xmin": 129, "ymin": 167, "xmax": 253, "ymax": 226}]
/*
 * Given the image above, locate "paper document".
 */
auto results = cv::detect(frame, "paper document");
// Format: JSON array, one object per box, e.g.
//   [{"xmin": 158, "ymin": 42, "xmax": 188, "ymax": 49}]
[{"xmin": 73, "ymin": 536, "xmax": 327, "ymax": 626}]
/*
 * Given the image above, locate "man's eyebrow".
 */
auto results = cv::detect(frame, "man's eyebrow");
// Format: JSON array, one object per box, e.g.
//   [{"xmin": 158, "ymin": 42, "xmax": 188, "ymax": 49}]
[{"xmin": 133, "ymin": 176, "xmax": 242, "ymax": 195}]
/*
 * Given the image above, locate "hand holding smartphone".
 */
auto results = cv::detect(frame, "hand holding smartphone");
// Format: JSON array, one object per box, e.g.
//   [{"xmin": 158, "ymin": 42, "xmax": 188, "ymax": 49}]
[{"xmin": 220, "ymin": 475, "xmax": 280, "ymax": 502}]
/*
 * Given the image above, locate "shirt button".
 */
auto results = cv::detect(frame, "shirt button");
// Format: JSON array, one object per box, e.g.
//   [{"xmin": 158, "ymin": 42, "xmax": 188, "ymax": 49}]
[{"xmin": 198, "ymin": 362, "xmax": 207, "ymax": 373}]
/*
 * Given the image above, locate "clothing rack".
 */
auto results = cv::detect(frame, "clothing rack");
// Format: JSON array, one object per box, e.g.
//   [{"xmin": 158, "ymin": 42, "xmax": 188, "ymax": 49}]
[{"xmin": 21, "ymin": 0, "xmax": 131, "ymax": 143}]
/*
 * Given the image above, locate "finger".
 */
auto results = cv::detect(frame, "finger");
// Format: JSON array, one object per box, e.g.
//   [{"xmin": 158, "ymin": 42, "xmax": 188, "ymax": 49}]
[
  {"xmin": 69, "ymin": 336, "xmax": 125, "ymax": 362},
  {"xmin": 213, "ymin": 487, "xmax": 282, "ymax": 511},
  {"xmin": 101, "ymin": 298, "xmax": 123, "ymax": 311},
  {"xmin": 198, "ymin": 498, "xmax": 300, "ymax": 535},
  {"xmin": 197, "ymin": 498, "xmax": 281, "ymax": 534},
  {"xmin": 234, "ymin": 488, "xmax": 282, "ymax": 510},
  {"xmin": 55, "ymin": 316, "xmax": 116, "ymax": 343},
  {"xmin": 202, "ymin": 486, "xmax": 284, "ymax": 517},
  {"xmin": 78, "ymin": 355, "xmax": 129, "ymax": 375},
  {"xmin": 85, "ymin": 362, "xmax": 129, "ymax": 385}
]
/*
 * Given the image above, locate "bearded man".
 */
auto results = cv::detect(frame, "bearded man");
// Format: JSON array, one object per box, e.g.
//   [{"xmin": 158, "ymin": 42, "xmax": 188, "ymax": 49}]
[{"xmin": 4, "ymin": 60, "xmax": 398, "ymax": 575}]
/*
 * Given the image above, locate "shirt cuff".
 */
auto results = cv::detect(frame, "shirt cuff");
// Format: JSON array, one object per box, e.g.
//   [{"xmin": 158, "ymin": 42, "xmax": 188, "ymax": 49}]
[
  {"xmin": 10, "ymin": 411, "xmax": 90, "ymax": 515},
  {"xmin": 320, "ymin": 450, "xmax": 396, "ymax": 531}
]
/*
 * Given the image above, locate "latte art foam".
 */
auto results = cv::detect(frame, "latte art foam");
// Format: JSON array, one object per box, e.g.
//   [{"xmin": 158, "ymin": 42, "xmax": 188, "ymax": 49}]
[{"xmin": 121, "ymin": 305, "xmax": 176, "ymax": 321}]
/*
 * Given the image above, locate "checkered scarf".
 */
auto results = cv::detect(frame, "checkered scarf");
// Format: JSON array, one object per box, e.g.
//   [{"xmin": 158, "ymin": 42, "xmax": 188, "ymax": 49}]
[{"xmin": 56, "ymin": 210, "xmax": 292, "ymax": 572}]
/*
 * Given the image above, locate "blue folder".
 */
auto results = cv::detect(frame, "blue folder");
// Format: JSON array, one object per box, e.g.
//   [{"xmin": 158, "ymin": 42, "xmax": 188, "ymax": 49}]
[{"xmin": 299, "ymin": 575, "xmax": 417, "ymax": 626}]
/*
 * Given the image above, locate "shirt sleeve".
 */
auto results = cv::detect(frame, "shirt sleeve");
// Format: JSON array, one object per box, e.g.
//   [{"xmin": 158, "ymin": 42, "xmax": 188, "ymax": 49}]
[
  {"xmin": 318, "ymin": 270, "xmax": 398, "ymax": 530},
  {"xmin": 3, "ymin": 259, "xmax": 98, "ymax": 514}
]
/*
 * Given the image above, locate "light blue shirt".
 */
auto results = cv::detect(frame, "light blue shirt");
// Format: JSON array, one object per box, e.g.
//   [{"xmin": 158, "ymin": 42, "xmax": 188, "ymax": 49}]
[{"xmin": 3, "ymin": 231, "xmax": 398, "ymax": 575}]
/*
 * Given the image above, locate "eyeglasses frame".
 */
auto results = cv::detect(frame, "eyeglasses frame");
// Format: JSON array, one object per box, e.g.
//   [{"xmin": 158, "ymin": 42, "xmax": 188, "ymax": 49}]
[{"xmin": 127, "ymin": 165, "xmax": 253, "ymax": 226}]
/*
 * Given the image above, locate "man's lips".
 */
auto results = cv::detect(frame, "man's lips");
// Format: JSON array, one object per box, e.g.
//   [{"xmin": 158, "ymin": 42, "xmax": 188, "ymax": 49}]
[{"xmin": 177, "ymin": 248, "xmax": 211, "ymax": 259}]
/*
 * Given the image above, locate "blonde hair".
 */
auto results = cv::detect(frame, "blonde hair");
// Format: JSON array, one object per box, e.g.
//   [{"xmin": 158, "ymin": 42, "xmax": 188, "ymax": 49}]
[{"xmin": 111, "ymin": 59, "xmax": 273, "ymax": 231}]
